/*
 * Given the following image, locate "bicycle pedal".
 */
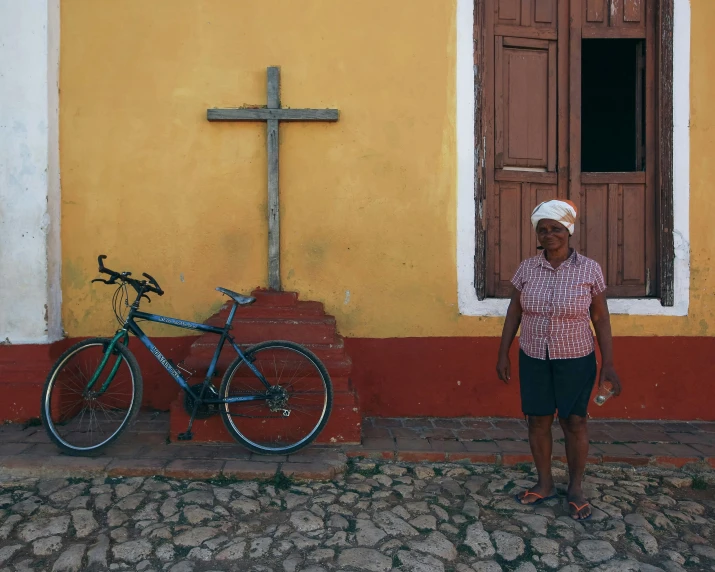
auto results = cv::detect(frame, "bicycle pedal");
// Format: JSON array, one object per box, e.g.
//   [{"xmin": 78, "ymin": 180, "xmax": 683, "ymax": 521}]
[{"xmin": 177, "ymin": 432, "xmax": 193, "ymax": 441}]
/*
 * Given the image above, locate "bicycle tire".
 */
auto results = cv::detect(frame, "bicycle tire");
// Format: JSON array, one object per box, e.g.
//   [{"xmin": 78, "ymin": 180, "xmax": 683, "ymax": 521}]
[
  {"xmin": 219, "ymin": 340, "xmax": 333, "ymax": 455},
  {"xmin": 41, "ymin": 337, "xmax": 143, "ymax": 456}
]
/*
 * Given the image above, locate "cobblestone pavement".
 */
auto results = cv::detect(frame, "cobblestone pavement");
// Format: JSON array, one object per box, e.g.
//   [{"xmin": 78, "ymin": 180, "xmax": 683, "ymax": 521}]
[{"xmin": 0, "ymin": 460, "xmax": 714, "ymax": 572}]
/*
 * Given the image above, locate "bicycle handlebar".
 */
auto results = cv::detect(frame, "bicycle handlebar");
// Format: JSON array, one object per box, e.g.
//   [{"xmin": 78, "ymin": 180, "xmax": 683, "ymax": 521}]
[{"xmin": 95, "ymin": 254, "xmax": 164, "ymax": 296}]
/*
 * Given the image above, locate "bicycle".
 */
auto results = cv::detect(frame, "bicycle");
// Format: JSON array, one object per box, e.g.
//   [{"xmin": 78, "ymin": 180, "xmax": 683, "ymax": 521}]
[{"xmin": 41, "ymin": 255, "xmax": 333, "ymax": 456}]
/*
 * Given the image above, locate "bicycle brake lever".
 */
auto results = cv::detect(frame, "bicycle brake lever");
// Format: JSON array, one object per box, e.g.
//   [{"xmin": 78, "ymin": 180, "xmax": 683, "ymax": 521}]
[
  {"xmin": 142, "ymin": 294, "xmax": 152, "ymax": 303},
  {"xmin": 91, "ymin": 278, "xmax": 113, "ymax": 285}
]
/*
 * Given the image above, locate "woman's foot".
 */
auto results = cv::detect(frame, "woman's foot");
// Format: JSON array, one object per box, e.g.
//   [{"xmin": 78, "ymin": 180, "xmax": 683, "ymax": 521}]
[
  {"xmin": 567, "ymin": 488, "xmax": 592, "ymax": 520},
  {"xmin": 515, "ymin": 483, "xmax": 557, "ymax": 505}
]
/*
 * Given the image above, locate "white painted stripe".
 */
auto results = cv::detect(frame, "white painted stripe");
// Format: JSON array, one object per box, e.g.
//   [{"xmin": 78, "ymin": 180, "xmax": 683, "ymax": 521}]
[{"xmin": 0, "ymin": 0, "xmax": 62, "ymax": 343}]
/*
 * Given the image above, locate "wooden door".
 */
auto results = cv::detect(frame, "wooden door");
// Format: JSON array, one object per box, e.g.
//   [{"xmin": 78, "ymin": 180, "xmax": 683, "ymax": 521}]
[{"xmin": 483, "ymin": 0, "xmax": 657, "ymax": 298}]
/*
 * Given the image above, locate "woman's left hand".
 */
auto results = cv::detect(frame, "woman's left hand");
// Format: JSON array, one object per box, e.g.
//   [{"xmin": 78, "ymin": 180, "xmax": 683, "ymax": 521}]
[{"xmin": 599, "ymin": 364, "xmax": 622, "ymax": 397}]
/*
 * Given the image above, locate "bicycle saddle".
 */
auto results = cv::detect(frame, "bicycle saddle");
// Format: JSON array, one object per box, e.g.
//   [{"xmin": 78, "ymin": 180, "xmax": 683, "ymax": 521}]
[{"xmin": 216, "ymin": 287, "xmax": 256, "ymax": 306}]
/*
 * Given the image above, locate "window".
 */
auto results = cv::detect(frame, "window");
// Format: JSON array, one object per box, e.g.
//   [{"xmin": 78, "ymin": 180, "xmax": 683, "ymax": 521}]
[{"xmin": 477, "ymin": 0, "xmax": 667, "ymax": 300}]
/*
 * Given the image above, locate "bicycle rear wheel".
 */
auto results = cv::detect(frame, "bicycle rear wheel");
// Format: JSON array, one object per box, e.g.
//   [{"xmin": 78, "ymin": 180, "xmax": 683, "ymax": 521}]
[
  {"xmin": 219, "ymin": 340, "xmax": 332, "ymax": 454},
  {"xmin": 41, "ymin": 337, "xmax": 143, "ymax": 456}
]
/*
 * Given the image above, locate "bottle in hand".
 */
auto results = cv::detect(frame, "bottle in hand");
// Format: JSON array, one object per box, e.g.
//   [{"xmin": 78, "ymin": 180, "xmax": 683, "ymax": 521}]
[{"xmin": 593, "ymin": 382, "xmax": 614, "ymax": 406}]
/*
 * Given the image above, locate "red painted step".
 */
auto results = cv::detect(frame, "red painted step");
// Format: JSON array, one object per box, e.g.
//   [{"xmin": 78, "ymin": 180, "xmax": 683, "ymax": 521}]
[
  {"xmin": 206, "ymin": 301, "xmax": 327, "ymax": 325},
  {"xmin": 228, "ymin": 317, "xmax": 337, "ymax": 345},
  {"xmin": 250, "ymin": 289, "xmax": 299, "ymax": 307},
  {"xmin": 182, "ymin": 343, "xmax": 352, "ymax": 380}
]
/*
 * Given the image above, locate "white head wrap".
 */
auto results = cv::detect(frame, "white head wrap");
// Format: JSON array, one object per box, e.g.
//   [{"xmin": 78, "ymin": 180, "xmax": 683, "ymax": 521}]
[{"xmin": 531, "ymin": 200, "xmax": 578, "ymax": 235}]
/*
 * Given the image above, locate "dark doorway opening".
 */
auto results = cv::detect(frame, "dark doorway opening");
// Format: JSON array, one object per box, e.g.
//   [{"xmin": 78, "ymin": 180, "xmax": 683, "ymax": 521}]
[{"xmin": 581, "ymin": 39, "xmax": 645, "ymax": 173}]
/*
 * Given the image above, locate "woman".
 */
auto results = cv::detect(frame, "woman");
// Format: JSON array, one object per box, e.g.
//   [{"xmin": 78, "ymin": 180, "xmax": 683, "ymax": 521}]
[{"xmin": 496, "ymin": 199, "xmax": 622, "ymax": 520}]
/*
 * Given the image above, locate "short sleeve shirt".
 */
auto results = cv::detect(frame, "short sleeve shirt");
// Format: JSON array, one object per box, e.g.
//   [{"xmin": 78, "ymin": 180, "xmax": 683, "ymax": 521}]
[{"xmin": 511, "ymin": 250, "xmax": 606, "ymax": 360}]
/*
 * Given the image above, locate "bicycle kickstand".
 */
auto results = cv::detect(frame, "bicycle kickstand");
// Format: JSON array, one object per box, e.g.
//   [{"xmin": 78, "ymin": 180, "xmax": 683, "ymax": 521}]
[{"xmin": 178, "ymin": 381, "xmax": 211, "ymax": 442}]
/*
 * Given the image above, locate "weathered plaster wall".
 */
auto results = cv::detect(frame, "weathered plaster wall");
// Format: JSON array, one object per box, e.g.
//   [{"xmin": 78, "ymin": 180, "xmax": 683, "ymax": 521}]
[
  {"xmin": 59, "ymin": 0, "xmax": 714, "ymax": 340},
  {"xmin": 0, "ymin": 0, "xmax": 61, "ymax": 344}
]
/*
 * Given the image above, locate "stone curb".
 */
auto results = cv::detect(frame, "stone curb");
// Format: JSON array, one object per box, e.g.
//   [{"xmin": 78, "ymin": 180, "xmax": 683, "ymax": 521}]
[
  {"xmin": 1, "ymin": 449, "xmax": 711, "ymax": 481},
  {"xmin": 343, "ymin": 447, "xmax": 715, "ymax": 470},
  {"xmin": 0, "ymin": 455, "xmax": 346, "ymax": 481}
]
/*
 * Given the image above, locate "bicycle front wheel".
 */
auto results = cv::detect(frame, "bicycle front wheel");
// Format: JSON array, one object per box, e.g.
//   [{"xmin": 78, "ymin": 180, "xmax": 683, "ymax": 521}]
[
  {"xmin": 219, "ymin": 340, "xmax": 332, "ymax": 454},
  {"xmin": 41, "ymin": 337, "xmax": 143, "ymax": 456}
]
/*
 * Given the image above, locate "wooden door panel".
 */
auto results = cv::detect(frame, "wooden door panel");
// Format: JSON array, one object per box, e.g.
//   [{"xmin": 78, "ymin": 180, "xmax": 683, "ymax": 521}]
[
  {"xmin": 495, "ymin": 38, "xmax": 556, "ymax": 169},
  {"xmin": 496, "ymin": 182, "xmax": 524, "ymax": 293},
  {"xmin": 580, "ymin": 179, "xmax": 648, "ymax": 294},
  {"xmin": 623, "ymin": 0, "xmax": 645, "ymax": 23},
  {"xmin": 504, "ymin": 46, "xmax": 548, "ymax": 167},
  {"xmin": 534, "ymin": 0, "xmax": 556, "ymax": 23},
  {"xmin": 581, "ymin": 184, "xmax": 609, "ymax": 280},
  {"xmin": 585, "ymin": 0, "xmax": 607, "ymax": 23},
  {"xmin": 497, "ymin": 0, "xmax": 522, "ymax": 25},
  {"xmin": 622, "ymin": 184, "xmax": 646, "ymax": 284}
]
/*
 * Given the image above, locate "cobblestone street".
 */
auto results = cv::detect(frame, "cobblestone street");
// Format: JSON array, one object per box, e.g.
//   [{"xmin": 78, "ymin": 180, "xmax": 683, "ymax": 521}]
[{"xmin": 0, "ymin": 458, "xmax": 714, "ymax": 572}]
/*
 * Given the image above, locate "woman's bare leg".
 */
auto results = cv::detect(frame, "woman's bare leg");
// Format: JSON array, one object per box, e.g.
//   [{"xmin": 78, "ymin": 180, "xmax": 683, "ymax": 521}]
[
  {"xmin": 560, "ymin": 414, "xmax": 592, "ymax": 519},
  {"xmin": 516, "ymin": 415, "xmax": 557, "ymax": 504}
]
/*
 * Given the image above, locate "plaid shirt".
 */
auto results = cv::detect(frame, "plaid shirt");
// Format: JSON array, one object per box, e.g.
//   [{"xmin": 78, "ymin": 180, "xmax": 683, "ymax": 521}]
[{"xmin": 511, "ymin": 250, "xmax": 606, "ymax": 360}]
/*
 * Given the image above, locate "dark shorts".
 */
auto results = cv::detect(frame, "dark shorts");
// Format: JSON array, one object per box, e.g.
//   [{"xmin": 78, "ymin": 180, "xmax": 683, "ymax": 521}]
[{"xmin": 519, "ymin": 349, "xmax": 597, "ymax": 418}]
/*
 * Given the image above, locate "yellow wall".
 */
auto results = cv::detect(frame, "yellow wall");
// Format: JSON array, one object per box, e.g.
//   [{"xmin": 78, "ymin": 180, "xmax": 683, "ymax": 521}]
[{"xmin": 60, "ymin": 0, "xmax": 715, "ymax": 339}]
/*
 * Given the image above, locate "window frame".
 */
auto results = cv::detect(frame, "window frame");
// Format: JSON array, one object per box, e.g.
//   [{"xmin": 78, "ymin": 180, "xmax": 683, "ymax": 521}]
[{"xmin": 456, "ymin": 0, "xmax": 689, "ymax": 316}]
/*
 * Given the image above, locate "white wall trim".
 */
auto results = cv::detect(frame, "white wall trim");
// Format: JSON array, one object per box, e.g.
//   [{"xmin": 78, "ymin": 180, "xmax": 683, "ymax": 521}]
[
  {"xmin": 0, "ymin": 0, "xmax": 62, "ymax": 344},
  {"xmin": 456, "ymin": 0, "xmax": 691, "ymax": 317}
]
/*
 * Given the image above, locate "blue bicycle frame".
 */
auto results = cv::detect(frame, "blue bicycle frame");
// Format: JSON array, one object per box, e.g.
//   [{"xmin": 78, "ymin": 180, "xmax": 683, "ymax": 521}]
[{"xmin": 122, "ymin": 303, "xmax": 270, "ymax": 405}]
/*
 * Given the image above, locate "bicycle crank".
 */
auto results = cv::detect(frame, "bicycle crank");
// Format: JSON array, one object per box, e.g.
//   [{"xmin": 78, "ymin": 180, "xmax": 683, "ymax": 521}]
[{"xmin": 184, "ymin": 383, "xmax": 220, "ymax": 419}]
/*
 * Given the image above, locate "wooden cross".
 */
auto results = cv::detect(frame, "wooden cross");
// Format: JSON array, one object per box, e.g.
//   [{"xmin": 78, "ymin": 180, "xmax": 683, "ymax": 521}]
[{"xmin": 207, "ymin": 66, "xmax": 339, "ymax": 291}]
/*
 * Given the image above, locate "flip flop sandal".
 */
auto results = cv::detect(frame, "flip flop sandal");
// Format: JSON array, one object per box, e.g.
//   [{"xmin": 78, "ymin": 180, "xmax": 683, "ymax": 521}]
[
  {"xmin": 514, "ymin": 491, "xmax": 557, "ymax": 506},
  {"xmin": 569, "ymin": 501, "xmax": 593, "ymax": 521}
]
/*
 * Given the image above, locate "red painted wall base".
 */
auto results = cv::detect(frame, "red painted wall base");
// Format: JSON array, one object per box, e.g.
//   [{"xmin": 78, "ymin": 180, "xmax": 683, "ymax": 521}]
[
  {"xmin": 345, "ymin": 337, "xmax": 715, "ymax": 420},
  {"xmin": 2, "ymin": 336, "xmax": 714, "ymax": 422},
  {"xmin": 0, "ymin": 337, "xmax": 196, "ymax": 422}
]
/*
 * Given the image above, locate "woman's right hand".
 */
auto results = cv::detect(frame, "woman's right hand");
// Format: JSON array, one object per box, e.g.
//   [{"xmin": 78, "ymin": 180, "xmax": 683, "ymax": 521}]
[{"xmin": 496, "ymin": 355, "xmax": 511, "ymax": 383}]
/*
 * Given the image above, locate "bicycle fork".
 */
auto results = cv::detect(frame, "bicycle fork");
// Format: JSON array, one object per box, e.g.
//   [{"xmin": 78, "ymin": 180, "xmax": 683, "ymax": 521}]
[{"xmin": 84, "ymin": 330, "xmax": 129, "ymax": 396}]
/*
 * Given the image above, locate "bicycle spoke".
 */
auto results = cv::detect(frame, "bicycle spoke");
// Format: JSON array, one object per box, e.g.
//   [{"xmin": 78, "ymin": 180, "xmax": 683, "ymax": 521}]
[
  {"xmin": 44, "ymin": 341, "xmax": 137, "ymax": 453},
  {"xmin": 221, "ymin": 342, "xmax": 331, "ymax": 453}
]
